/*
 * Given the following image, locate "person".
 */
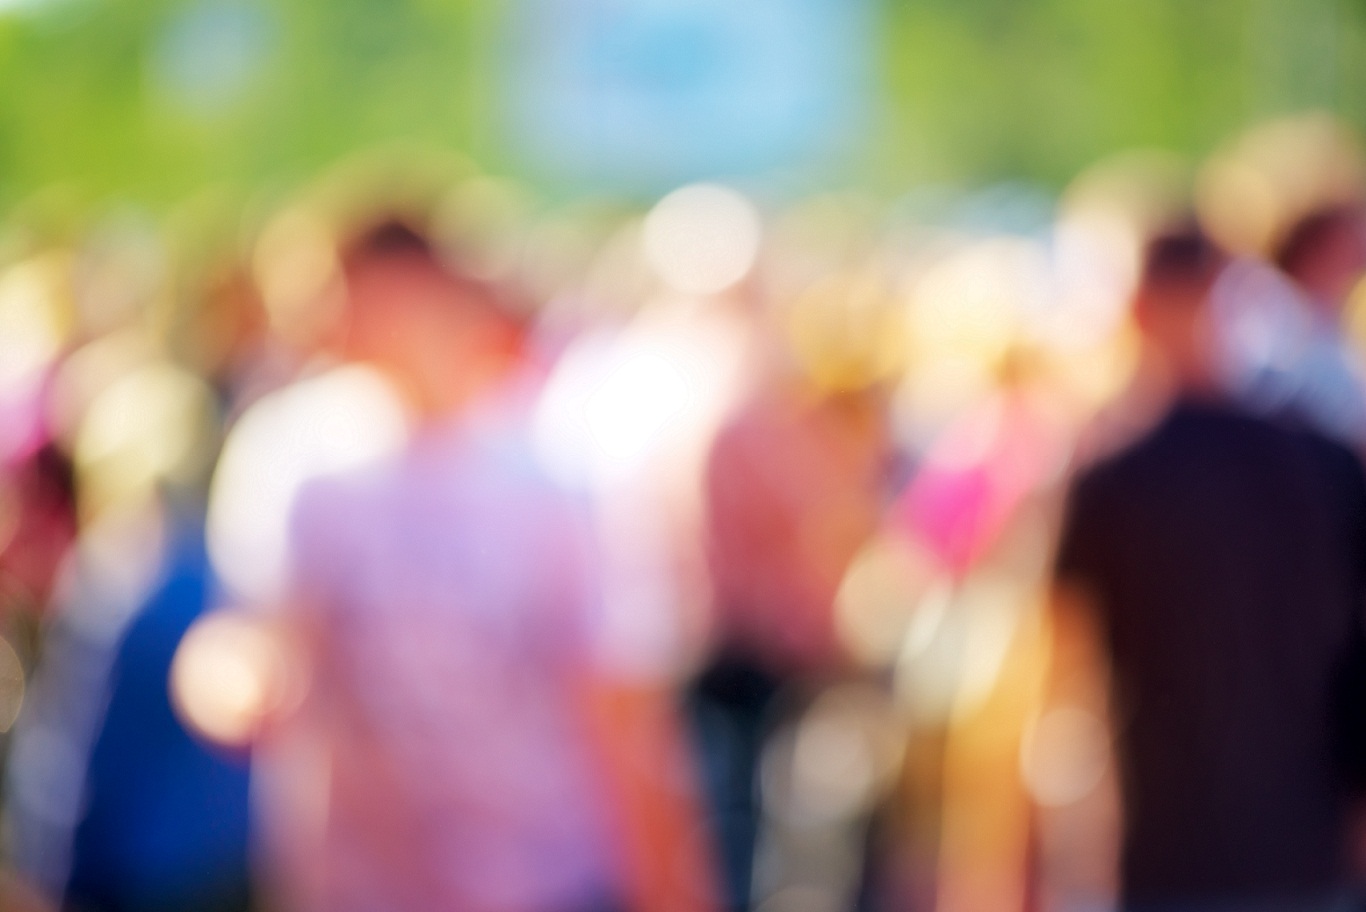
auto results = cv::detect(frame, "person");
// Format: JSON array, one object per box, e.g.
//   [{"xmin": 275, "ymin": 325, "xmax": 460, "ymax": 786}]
[
  {"xmin": 1046, "ymin": 226, "xmax": 1366, "ymax": 910},
  {"xmin": 1268, "ymin": 203, "xmax": 1366, "ymax": 446},
  {"xmin": 256, "ymin": 218, "xmax": 716, "ymax": 912},
  {"xmin": 64, "ymin": 510, "xmax": 253, "ymax": 912},
  {"xmin": 692, "ymin": 372, "xmax": 893, "ymax": 912},
  {"xmin": 5, "ymin": 350, "xmax": 249, "ymax": 912}
]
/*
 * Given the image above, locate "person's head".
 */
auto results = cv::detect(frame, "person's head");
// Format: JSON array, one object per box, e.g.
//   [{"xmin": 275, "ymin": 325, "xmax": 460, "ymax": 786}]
[
  {"xmin": 336, "ymin": 218, "xmax": 524, "ymax": 416},
  {"xmin": 1274, "ymin": 203, "xmax": 1366, "ymax": 315},
  {"xmin": 1132, "ymin": 226, "xmax": 1227, "ymax": 393}
]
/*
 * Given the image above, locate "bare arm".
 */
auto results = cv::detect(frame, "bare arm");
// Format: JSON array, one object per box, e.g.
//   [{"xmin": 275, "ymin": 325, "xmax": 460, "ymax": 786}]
[
  {"xmin": 577, "ymin": 674, "xmax": 721, "ymax": 912},
  {"xmin": 1026, "ymin": 582, "xmax": 1121, "ymax": 911}
]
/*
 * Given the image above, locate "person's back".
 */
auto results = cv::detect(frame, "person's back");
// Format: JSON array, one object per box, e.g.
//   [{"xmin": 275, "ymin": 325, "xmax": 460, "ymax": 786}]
[
  {"xmin": 288, "ymin": 410, "xmax": 620, "ymax": 912},
  {"xmin": 1057, "ymin": 398, "xmax": 1364, "ymax": 905},
  {"xmin": 256, "ymin": 219, "xmax": 624, "ymax": 912},
  {"xmin": 69, "ymin": 511, "xmax": 253, "ymax": 912}
]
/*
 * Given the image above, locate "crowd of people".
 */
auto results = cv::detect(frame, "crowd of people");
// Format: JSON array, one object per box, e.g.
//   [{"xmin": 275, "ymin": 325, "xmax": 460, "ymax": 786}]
[{"xmin": 2, "ymin": 112, "xmax": 1366, "ymax": 912}]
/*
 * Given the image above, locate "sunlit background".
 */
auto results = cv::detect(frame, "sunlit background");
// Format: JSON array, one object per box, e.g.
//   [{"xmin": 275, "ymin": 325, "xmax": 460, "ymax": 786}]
[
  {"xmin": 0, "ymin": 0, "xmax": 1363, "ymax": 203},
  {"xmin": 1, "ymin": 2, "xmax": 1366, "ymax": 912}
]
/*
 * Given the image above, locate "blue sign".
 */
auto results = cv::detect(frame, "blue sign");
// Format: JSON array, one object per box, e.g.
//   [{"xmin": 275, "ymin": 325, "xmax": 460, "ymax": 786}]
[{"xmin": 503, "ymin": 0, "xmax": 875, "ymax": 194}]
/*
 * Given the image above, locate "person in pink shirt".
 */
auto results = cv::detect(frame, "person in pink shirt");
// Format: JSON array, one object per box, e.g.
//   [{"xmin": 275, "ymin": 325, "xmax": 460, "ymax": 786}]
[
  {"xmin": 694, "ymin": 373, "xmax": 894, "ymax": 910},
  {"xmin": 267, "ymin": 218, "xmax": 716, "ymax": 912}
]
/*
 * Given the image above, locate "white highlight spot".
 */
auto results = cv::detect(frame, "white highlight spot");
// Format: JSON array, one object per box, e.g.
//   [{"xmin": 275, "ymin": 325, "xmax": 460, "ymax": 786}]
[
  {"xmin": 207, "ymin": 365, "xmax": 409, "ymax": 603},
  {"xmin": 643, "ymin": 183, "xmax": 761, "ymax": 295}
]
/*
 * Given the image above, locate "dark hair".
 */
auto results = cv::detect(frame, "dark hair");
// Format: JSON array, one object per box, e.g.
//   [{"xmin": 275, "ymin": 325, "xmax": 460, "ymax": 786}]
[
  {"xmin": 338, "ymin": 214, "xmax": 530, "ymax": 329},
  {"xmin": 32, "ymin": 442, "xmax": 76, "ymax": 508},
  {"xmin": 1139, "ymin": 226, "xmax": 1225, "ymax": 299},
  {"xmin": 1274, "ymin": 204, "xmax": 1364, "ymax": 279},
  {"xmin": 341, "ymin": 217, "xmax": 435, "ymax": 268}
]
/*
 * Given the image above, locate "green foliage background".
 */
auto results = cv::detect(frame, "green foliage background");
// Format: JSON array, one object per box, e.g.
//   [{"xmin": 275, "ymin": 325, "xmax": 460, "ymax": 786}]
[{"xmin": 0, "ymin": 0, "xmax": 1363, "ymax": 208}]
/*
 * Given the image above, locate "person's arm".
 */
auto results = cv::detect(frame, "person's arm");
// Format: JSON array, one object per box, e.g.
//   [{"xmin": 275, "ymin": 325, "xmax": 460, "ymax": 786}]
[
  {"xmin": 578, "ymin": 674, "xmax": 721, "ymax": 912},
  {"xmin": 1043, "ymin": 582, "xmax": 1112, "ymax": 733},
  {"xmin": 1026, "ymin": 580, "xmax": 1121, "ymax": 911},
  {"xmin": 555, "ymin": 487, "xmax": 722, "ymax": 912}
]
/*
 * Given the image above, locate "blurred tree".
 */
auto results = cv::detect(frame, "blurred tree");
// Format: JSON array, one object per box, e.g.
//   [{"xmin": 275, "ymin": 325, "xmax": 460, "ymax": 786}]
[{"xmin": 0, "ymin": 0, "xmax": 1361, "ymax": 207}]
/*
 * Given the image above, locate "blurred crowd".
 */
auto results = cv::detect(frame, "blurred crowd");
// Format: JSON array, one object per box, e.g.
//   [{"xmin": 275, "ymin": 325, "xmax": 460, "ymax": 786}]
[{"xmin": 2, "ymin": 112, "xmax": 1366, "ymax": 912}]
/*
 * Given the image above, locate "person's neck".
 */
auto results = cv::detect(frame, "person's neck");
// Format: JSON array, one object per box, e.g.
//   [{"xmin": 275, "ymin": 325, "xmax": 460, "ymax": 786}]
[
  {"xmin": 417, "ymin": 348, "xmax": 524, "ymax": 421},
  {"xmin": 1134, "ymin": 347, "xmax": 1224, "ymax": 413},
  {"xmin": 1171, "ymin": 366, "xmax": 1223, "ymax": 402}
]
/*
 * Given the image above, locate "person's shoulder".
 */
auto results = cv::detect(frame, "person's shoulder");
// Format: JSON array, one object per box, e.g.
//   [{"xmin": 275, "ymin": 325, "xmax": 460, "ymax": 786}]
[
  {"xmin": 1271, "ymin": 401, "xmax": 1360, "ymax": 451},
  {"xmin": 289, "ymin": 456, "xmax": 398, "ymax": 550},
  {"xmin": 1074, "ymin": 378, "xmax": 1200, "ymax": 471},
  {"xmin": 1062, "ymin": 398, "xmax": 1250, "ymax": 512},
  {"xmin": 1267, "ymin": 408, "xmax": 1366, "ymax": 492},
  {"xmin": 1069, "ymin": 404, "xmax": 1167, "ymax": 495},
  {"xmin": 444, "ymin": 411, "xmax": 599, "ymax": 534},
  {"xmin": 1090, "ymin": 396, "xmax": 1295, "ymax": 460}
]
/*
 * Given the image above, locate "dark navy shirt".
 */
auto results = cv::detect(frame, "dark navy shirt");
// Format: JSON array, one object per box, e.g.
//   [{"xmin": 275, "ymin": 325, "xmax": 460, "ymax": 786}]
[{"xmin": 1056, "ymin": 398, "xmax": 1366, "ymax": 907}]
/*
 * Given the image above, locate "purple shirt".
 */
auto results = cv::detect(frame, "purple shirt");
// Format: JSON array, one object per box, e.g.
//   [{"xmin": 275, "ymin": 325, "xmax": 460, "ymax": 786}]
[{"xmin": 287, "ymin": 405, "xmax": 618, "ymax": 912}]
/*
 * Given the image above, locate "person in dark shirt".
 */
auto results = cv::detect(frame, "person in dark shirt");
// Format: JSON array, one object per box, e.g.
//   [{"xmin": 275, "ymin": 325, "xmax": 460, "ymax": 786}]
[{"xmin": 1049, "ymin": 227, "xmax": 1366, "ymax": 911}]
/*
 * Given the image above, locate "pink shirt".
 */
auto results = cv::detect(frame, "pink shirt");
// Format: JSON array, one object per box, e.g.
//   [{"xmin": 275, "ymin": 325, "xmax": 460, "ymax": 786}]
[
  {"xmin": 705, "ymin": 385, "xmax": 890, "ymax": 673},
  {"xmin": 287, "ymin": 406, "xmax": 618, "ymax": 912}
]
